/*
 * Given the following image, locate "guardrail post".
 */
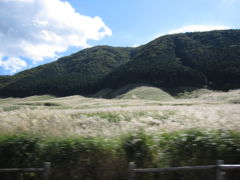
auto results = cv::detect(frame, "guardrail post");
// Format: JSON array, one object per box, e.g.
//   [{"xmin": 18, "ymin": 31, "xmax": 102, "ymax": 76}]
[
  {"xmin": 128, "ymin": 162, "xmax": 136, "ymax": 180},
  {"xmin": 216, "ymin": 160, "xmax": 224, "ymax": 180},
  {"xmin": 43, "ymin": 162, "xmax": 51, "ymax": 180}
]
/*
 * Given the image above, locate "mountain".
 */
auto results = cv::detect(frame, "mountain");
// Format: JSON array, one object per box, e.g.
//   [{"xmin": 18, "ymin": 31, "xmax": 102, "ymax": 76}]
[
  {"xmin": 0, "ymin": 29, "xmax": 240, "ymax": 97},
  {"xmin": 0, "ymin": 46, "xmax": 133, "ymax": 96},
  {"xmin": 102, "ymin": 30, "xmax": 240, "ymax": 91}
]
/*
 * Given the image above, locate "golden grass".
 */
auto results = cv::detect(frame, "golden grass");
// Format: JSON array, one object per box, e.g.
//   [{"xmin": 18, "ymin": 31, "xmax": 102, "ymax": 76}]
[{"xmin": 0, "ymin": 89, "xmax": 239, "ymax": 137}]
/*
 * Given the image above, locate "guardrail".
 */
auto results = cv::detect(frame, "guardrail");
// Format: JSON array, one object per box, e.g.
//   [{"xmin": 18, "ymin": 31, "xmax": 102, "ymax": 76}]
[
  {"xmin": 0, "ymin": 162, "xmax": 51, "ymax": 180},
  {"xmin": 128, "ymin": 160, "xmax": 240, "ymax": 180}
]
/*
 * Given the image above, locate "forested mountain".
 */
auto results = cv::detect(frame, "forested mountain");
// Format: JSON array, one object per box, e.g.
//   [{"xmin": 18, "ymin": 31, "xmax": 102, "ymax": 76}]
[
  {"xmin": 0, "ymin": 46, "xmax": 133, "ymax": 96},
  {"xmin": 0, "ymin": 29, "xmax": 240, "ymax": 97},
  {"xmin": 103, "ymin": 30, "xmax": 240, "ymax": 91}
]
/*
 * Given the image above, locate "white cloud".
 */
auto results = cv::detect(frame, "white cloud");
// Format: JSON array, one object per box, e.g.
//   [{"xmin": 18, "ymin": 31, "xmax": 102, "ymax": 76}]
[
  {"xmin": 0, "ymin": 0, "xmax": 112, "ymax": 73},
  {"xmin": 168, "ymin": 25, "xmax": 230, "ymax": 34},
  {"xmin": 0, "ymin": 57, "xmax": 27, "ymax": 74},
  {"xmin": 132, "ymin": 44, "xmax": 140, "ymax": 48}
]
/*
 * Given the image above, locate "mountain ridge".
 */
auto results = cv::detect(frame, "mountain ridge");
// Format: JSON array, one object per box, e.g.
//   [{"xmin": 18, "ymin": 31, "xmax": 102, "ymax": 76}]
[{"xmin": 0, "ymin": 29, "xmax": 240, "ymax": 97}]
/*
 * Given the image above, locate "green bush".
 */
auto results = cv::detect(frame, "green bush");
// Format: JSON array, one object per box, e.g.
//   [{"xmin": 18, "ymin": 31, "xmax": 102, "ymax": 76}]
[
  {"xmin": 159, "ymin": 129, "xmax": 240, "ymax": 180},
  {"xmin": 122, "ymin": 132, "xmax": 155, "ymax": 166},
  {"xmin": 41, "ymin": 137, "xmax": 127, "ymax": 180},
  {"xmin": 1, "ymin": 130, "xmax": 240, "ymax": 180},
  {"xmin": 122, "ymin": 132, "xmax": 159, "ymax": 180},
  {"xmin": 0, "ymin": 134, "xmax": 41, "ymax": 180}
]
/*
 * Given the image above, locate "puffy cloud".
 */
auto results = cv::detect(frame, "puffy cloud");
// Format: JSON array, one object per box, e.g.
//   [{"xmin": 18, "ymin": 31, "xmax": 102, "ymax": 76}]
[
  {"xmin": 0, "ymin": 57, "xmax": 27, "ymax": 74},
  {"xmin": 0, "ymin": 0, "xmax": 112, "ymax": 73},
  {"xmin": 168, "ymin": 25, "xmax": 230, "ymax": 34}
]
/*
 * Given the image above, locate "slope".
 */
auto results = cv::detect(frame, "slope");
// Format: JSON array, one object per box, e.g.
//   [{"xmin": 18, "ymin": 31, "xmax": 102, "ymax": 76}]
[
  {"xmin": 102, "ymin": 30, "xmax": 240, "ymax": 92},
  {"xmin": 0, "ymin": 46, "xmax": 133, "ymax": 96},
  {"xmin": 0, "ymin": 29, "xmax": 240, "ymax": 97}
]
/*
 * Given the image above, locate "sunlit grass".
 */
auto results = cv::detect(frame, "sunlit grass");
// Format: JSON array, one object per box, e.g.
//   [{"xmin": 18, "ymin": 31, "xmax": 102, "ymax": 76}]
[{"xmin": 0, "ymin": 88, "xmax": 239, "ymax": 137}]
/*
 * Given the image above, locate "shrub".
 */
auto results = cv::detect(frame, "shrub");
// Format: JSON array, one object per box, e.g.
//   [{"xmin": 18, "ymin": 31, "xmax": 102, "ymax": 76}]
[
  {"xmin": 1, "ymin": 130, "xmax": 240, "ymax": 180},
  {"xmin": 159, "ymin": 129, "xmax": 240, "ymax": 180},
  {"xmin": 0, "ymin": 134, "xmax": 41, "ymax": 180}
]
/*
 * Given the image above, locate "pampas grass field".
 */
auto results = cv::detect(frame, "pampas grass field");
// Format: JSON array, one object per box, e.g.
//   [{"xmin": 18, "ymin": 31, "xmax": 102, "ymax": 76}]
[
  {"xmin": 0, "ymin": 87, "xmax": 239, "ymax": 137},
  {"xmin": 1, "ymin": 87, "xmax": 240, "ymax": 180}
]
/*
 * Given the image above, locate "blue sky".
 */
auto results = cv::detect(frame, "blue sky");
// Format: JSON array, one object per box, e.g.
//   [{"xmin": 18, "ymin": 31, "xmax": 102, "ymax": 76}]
[
  {"xmin": 0, "ymin": 0, "xmax": 239, "ymax": 75},
  {"xmin": 70, "ymin": 0, "xmax": 240, "ymax": 46}
]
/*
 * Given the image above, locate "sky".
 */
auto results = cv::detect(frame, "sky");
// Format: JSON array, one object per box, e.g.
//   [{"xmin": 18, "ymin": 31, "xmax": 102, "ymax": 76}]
[{"xmin": 0, "ymin": 0, "xmax": 239, "ymax": 75}]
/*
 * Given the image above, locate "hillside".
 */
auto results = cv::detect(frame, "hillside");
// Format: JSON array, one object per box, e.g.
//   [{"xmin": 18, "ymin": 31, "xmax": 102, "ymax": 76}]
[
  {"xmin": 0, "ymin": 46, "xmax": 132, "ymax": 96},
  {"xmin": 0, "ymin": 29, "xmax": 240, "ymax": 97},
  {"xmin": 103, "ymin": 30, "xmax": 240, "ymax": 91},
  {"xmin": 91, "ymin": 83, "xmax": 174, "ymax": 100}
]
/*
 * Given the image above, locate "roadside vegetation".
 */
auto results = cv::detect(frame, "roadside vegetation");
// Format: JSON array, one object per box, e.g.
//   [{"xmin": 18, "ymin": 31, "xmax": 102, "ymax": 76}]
[{"xmin": 0, "ymin": 87, "xmax": 240, "ymax": 180}]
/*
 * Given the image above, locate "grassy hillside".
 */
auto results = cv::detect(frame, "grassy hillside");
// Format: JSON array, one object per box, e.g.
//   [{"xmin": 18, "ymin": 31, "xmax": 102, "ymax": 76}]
[
  {"xmin": 0, "ymin": 29, "xmax": 240, "ymax": 97},
  {"xmin": 92, "ymin": 84, "xmax": 174, "ymax": 100},
  {"xmin": 118, "ymin": 86, "xmax": 174, "ymax": 100}
]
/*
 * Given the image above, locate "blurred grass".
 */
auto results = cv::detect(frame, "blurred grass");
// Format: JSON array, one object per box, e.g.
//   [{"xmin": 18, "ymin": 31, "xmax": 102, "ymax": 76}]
[{"xmin": 1, "ymin": 130, "xmax": 240, "ymax": 180}]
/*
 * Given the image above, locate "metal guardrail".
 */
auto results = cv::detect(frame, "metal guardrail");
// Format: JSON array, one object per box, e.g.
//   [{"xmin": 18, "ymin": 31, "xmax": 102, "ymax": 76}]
[
  {"xmin": 128, "ymin": 160, "xmax": 240, "ymax": 180},
  {"xmin": 0, "ymin": 162, "xmax": 51, "ymax": 180}
]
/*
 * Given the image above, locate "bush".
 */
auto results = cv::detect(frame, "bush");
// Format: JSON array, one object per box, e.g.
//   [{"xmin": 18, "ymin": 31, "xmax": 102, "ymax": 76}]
[
  {"xmin": 0, "ymin": 134, "xmax": 41, "ymax": 180},
  {"xmin": 1, "ymin": 130, "xmax": 240, "ymax": 180},
  {"xmin": 0, "ymin": 134, "xmax": 127, "ymax": 180},
  {"xmin": 159, "ymin": 129, "xmax": 240, "ymax": 180},
  {"xmin": 41, "ymin": 137, "xmax": 127, "ymax": 180}
]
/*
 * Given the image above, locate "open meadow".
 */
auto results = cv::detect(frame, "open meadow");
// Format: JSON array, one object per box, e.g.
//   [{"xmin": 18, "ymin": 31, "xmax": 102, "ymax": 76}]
[
  {"xmin": 0, "ymin": 87, "xmax": 239, "ymax": 137},
  {"xmin": 1, "ymin": 87, "xmax": 240, "ymax": 180}
]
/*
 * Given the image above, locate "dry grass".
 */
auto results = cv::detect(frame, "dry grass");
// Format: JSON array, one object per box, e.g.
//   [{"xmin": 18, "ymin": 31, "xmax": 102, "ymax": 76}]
[{"xmin": 0, "ymin": 89, "xmax": 239, "ymax": 137}]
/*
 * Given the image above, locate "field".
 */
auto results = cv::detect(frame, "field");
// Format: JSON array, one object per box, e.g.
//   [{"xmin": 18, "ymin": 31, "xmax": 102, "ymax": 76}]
[
  {"xmin": 1, "ymin": 86, "xmax": 240, "ymax": 180},
  {"xmin": 0, "ymin": 86, "xmax": 240, "ymax": 137}
]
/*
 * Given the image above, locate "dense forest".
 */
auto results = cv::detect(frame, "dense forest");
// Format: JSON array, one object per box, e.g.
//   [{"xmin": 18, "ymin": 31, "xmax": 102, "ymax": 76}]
[{"xmin": 0, "ymin": 29, "xmax": 240, "ymax": 97}]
